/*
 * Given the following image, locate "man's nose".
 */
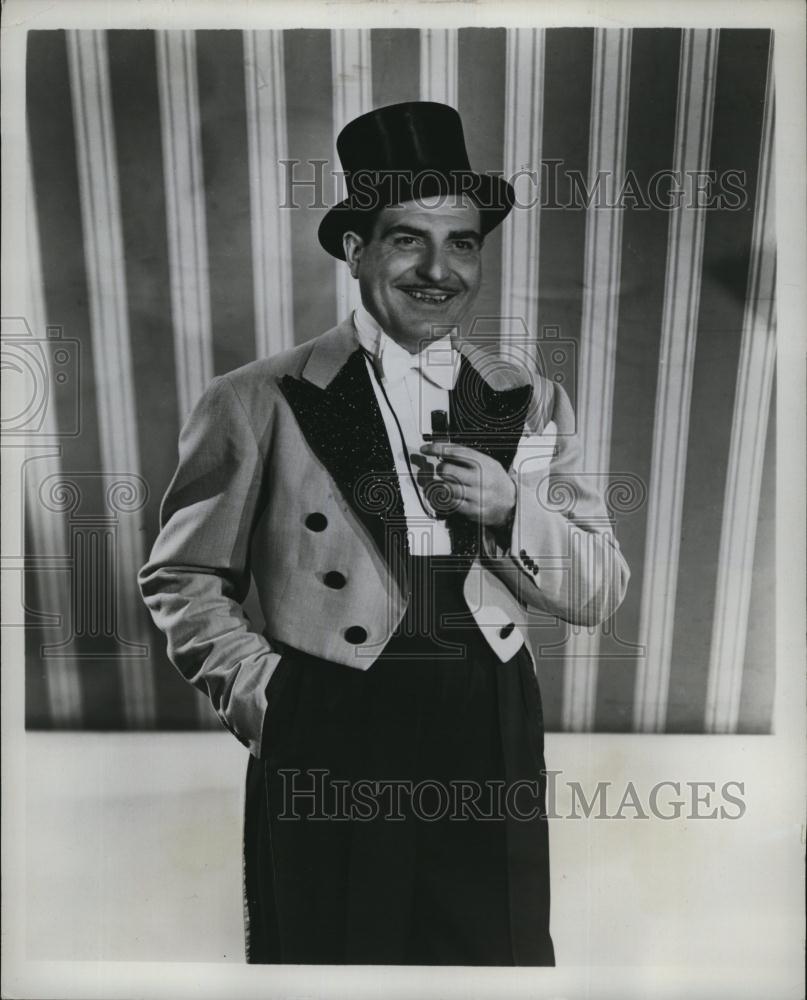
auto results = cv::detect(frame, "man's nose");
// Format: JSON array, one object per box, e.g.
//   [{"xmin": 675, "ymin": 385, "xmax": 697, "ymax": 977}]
[{"xmin": 416, "ymin": 244, "xmax": 450, "ymax": 284}]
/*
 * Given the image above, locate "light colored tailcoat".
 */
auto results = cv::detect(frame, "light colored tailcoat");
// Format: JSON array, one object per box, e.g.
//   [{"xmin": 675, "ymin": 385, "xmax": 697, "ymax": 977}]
[{"xmin": 139, "ymin": 317, "xmax": 629, "ymax": 756}]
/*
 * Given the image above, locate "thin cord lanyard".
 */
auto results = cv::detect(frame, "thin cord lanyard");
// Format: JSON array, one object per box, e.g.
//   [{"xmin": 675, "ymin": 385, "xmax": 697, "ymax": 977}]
[{"xmin": 359, "ymin": 346, "xmax": 439, "ymax": 520}]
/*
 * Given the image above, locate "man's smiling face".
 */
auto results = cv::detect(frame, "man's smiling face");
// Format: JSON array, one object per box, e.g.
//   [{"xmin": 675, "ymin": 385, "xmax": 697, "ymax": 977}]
[{"xmin": 343, "ymin": 195, "xmax": 483, "ymax": 353}]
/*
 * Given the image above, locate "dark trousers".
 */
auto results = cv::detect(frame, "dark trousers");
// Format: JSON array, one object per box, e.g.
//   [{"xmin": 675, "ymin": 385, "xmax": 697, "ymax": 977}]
[{"xmin": 244, "ymin": 557, "xmax": 555, "ymax": 966}]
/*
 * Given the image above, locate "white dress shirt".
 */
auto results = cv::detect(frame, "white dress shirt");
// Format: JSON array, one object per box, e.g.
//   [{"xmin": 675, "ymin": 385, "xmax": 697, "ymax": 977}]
[{"xmin": 353, "ymin": 304, "xmax": 461, "ymax": 556}]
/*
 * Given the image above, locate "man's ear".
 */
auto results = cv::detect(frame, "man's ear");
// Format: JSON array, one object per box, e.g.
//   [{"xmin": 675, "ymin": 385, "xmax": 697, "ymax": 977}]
[{"xmin": 342, "ymin": 231, "xmax": 364, "ymax": 278}]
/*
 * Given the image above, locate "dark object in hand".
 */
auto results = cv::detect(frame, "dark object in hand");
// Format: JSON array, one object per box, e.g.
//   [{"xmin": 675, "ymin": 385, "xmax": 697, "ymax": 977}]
[{"xmin": 423, "ymin": 409, "xmax": 450, "ymax": 443}]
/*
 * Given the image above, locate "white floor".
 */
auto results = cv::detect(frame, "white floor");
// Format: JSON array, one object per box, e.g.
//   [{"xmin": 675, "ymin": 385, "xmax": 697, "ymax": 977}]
[{"xmin": 8, "ymin": 730, "xmax": 805, "ymax": 998}]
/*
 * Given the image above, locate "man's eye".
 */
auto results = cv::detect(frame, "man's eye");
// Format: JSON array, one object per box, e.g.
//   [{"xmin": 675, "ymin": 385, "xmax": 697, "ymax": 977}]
[
  {"xmin": 452, "ymin": 240, "xmax": 476, "ymax": 252},
  {"xmin": 394, "ymin": 235, "xmax": 419, "ymax": 247}
]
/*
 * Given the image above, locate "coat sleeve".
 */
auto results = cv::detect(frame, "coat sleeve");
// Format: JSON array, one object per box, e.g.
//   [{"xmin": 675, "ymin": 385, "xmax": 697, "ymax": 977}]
[
  {"xmin": 138, "ymin": 374, "xmax": 280, "ymax": 757},
  {"xmin": 484, "ymin": 380, "xmax": 630, "ymax": 626}
]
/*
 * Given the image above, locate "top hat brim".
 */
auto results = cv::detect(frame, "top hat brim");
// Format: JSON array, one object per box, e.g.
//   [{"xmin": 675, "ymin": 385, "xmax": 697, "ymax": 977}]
[{"xmin": 317, "ymin": 171, "xmax": 515, "ymax": 260}]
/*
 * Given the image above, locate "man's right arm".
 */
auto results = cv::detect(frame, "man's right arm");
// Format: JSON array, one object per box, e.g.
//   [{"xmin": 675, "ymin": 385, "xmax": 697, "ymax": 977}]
[{"xmin": 138, "ymin": 374, "xmax": 280, "ymax": 758}]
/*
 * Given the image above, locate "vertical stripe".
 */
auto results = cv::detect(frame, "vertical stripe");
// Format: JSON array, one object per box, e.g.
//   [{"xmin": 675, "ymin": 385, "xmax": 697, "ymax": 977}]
[
  {"xmin": 107, "ymin": 29, "xmax": 203, "ymax": 730},
  {"xmin": 563, "ymin": 28, "xmax": 632, "ymax": 732},
  {"xmin": 24, "ymin": 516, "xmax": 51, "ymax": 727},
  {"xmin": 737, "ymin": 382, "xmax": 775, "ymax": 733},
  {"xmin": 500, "ymin": 29, "xmax": 545, "ymax": 346},
  {"xmin": 595, "ymin": 28, "xmax": 682, "ymax": 731},
  {"xmin": 243, "ymin": 30, "xmax": 293, "ymax": 359},
  {"xmin": 156, "ymin": 30, "xmax": 219, "ymax": 730},
  {"xmin": 331, "ymin": 30, "xmax": 372, "ymax": 320},
  {"xmin": 284, "ymin": 30, "xmax": 337, "ymax": 342},
  {"xmin": 196, "ymin": 30, "xmax": 258, "ymax": 375},
  {"xmin": 107, "ymin": 31, "xmax": 179, "ymax": 555},
  {"xmin": 536, "ymin": 28, "xmax": 596, "ymax": 413},
  {"xmin": 66, "ymin": 29, "xmax": 155, "ymax": 728},
  {"xmin": 457, "ymin": 28, "xmax": 507, "ymax": 344},
  {"xmin": 155, "ymin": 30, "xmax": 214, "ymax": 420},
  {"xmin": 24, "ymin": 156, "xmax": 81, "ymax": 725},
  {"xmin": 533, "ymin": 28, "xmax": 595, "ymax": 730},
  {"xmin": 420, "ymin": 29, "xmax": 457, "ymax": 106},
  {"xmin": 633, "ymin": 29, "xmax": 719, "ymax": 733},
  {"xmin": 370, "ymin": 29, "xmax": 420, "ymax": 107},
  {"xmin": 705, "ymin": 38, "xmax": 775, "ymax": 733}
]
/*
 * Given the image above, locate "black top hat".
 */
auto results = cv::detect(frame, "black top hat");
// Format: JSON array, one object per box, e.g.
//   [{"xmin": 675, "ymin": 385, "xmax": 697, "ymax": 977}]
[{"xmin": 317, "ymin": 102, "xmax": 515, "ymax": 260}]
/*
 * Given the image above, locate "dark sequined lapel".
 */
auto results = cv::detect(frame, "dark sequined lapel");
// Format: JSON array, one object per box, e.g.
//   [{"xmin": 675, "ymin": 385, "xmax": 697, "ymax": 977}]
[
  {"xmin": 279, "ymin": 348, "xmax": 410, "ymax": 568},
  {"xmin": 447, "ymin": 353, "xmax": 533, "ymax": 556},
  {"xmin": 449, "ymin": 353, "xmax": 533, "ymax": 466}
]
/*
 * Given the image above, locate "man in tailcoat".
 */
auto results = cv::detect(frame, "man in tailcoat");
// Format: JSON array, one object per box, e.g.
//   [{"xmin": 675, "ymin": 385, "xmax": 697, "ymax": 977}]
[{"xmin": 139, "ymin": 102, "xmax": 629, "ymax": 966}]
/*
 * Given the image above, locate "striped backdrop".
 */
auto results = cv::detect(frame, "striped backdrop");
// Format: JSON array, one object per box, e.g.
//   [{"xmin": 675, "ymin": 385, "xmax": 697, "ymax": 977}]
[{"xmin": 22, "ymin": 27, "xmax": 776, "ymax": 734}]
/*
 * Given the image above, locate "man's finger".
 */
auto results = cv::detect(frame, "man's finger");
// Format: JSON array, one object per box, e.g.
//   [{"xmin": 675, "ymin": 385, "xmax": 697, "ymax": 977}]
[
  {"xmin": 435, "ymin": 461, "xmax": 478, "ymax": 484},
  {"xmin": 420, "ymin": 442, "xmax": 486, "ymax": 466}
]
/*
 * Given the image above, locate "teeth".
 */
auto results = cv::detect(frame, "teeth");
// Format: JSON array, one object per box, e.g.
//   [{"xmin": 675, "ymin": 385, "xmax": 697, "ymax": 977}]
[{"xmin": 405, "ymin": 290, "xmax": 450, "ymax": 303}]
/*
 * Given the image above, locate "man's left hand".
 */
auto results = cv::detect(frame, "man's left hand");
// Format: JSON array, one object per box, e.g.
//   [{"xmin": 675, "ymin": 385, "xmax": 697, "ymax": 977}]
[{"xmin": 420, "ymin": 441, "xmax": 516, "ymax": 528}]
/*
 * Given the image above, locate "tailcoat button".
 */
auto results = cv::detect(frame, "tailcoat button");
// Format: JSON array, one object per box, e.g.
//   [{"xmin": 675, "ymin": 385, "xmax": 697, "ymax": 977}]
[
  {"xmin": 305, "ymin": 512, "xmax": 328, "ymax": 532},
  {"xmin": 344, "ymin": 626, "xmax": 367, "ymax": 645},
  {"xmin": 324, "ymin": 571, "xmax": 346, "ymax": 589}
]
